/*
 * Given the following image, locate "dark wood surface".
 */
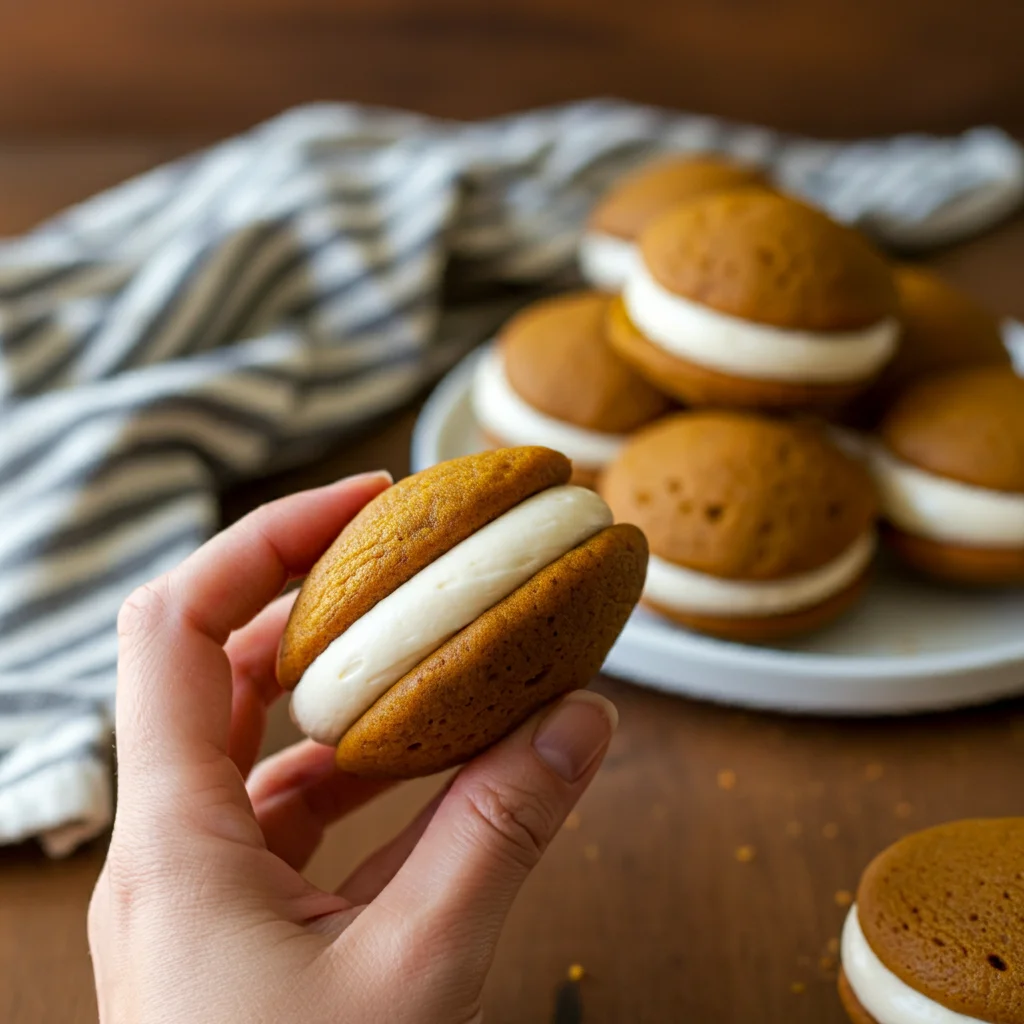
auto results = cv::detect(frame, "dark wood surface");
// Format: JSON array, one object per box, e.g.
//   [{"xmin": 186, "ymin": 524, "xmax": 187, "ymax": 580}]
[
  {"xmin": 1, "ymin": 148, "xmax": 1024, "ymax": 1024},
  {"xmin": 2, "ymin": 0, "xmax": 1024, "ymax": 140}
]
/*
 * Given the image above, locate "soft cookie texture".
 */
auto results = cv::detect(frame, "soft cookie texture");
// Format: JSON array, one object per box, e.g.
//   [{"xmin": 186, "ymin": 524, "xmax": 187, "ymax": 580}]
[
  {"xmin": 881, "ymin": 367, "xmax": 1024, "ymax": 494},
  {"xmin": 587, "ymin": 155, "xmax": 769, "ymax": 241},
  {"xmin": 849, "ymin": 266, "xmax": 1011, "ymax": 427},
  {"xmin": 335, "ymin": 524, "xmax": 647, "ymax": 776},
  {"xmin": 600, "ymin": 411, "xmax": 876, "ymax": 640},
  {"xmin": 843, "ymin": 818, "xmax": 1024, "ymax": 1024},
  {"xmin": 601, "ymin": 412, "xmax": 875, "ymax": 580},
  {"xmin": 501, "ymin": 291, "xmax": 672, "ymax": 433},
  {"xmin": 639, "ymin": 192, "xmax": 897, "ymax": 331},
  {"xmin": 278, "ymin": 447, "xmax": 571, "ymax": 689}
]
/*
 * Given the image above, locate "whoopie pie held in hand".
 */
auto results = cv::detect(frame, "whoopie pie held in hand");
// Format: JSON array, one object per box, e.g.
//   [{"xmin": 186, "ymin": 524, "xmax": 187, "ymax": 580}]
[
  {"xmin": 848, "ymin": 265, "xmax": 1011, "ymax": 428},
  {"xmin": 471, "ymin": 291, "xmax": 673, "ymax": 489},
  {"xmin": 579, "ymin": 154, "xmax": 770, "ymax": 291},
  {"xmin": 871, "ymin": 366, "xmax": 1024, "ymax": 585},
  {"xmin": 277, "ymin": 447, "xmax": 648, "ymax": 777},
  {"xmin": 599, "ymin": 411, "xmax": 878, "ymax": 641},
  {"xmin": 839, "ymin": 818, "xmax": 1024, "ymax": 1024},
  {"xmin": 608, "ymin": 191, "xmax": 901, "ymax": 411}
]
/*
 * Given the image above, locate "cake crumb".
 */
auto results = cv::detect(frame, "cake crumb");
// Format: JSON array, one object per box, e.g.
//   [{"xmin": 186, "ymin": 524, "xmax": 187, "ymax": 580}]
[
  {"xmin": 822, "ymin": 822, "xmax": 840, "ymax": 840},
  {"xmin": 785, "ymin": 820, "xmax": 803, "ymax": 838},
  {"xmin": 583, "ymin": 844, "xmax": 600, "ymax": 862},
  {"xmin": 820, "ymin": 955, "xmax": 837, "ymax": 972},
  {"xmin": 567, "ymin": 964, "xmax": 585, "ymax": 982},
  {"xmin": 894, "ymin": 801, "xmax": 913, "ymax": 819},
  {"xmin": 864, "ymin": 762, "xmax": 884, "ymax": 781},
  {"xmin": 834, "ymin": 889, "xmax": 853, "ymax": 907},
  {"xmin": 717, "ymin": 769, "xmax": 737, "ymax": 791},
  {"xmin": 735, "ymin": 845, "xmax": 756, "ymax": 863},
  {"xmin": 790, "ymin": 982, "xmax": 806, "ymax": 995},
  {"xmin": 826, "ymin": 937, "xmax": 840, "ymax": 955},
  {"xmin": 563, "ymin": 811, "xmax": 582, "ymax": 831}
]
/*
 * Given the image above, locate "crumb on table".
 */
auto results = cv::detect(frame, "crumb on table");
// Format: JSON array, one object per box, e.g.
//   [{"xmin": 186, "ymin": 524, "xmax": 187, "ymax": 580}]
[
  {"xmin": 567, "ymin": 964, "xmax": 585, "ymax": 982},
  {"xmin": 864, "ymin": 762, "xmax": 884, "ymax": 781},
  {"xmin": 563, "ymin": 811, "xmax": 581, "ymax": 831},
  {"xmin": 717, "ymin": 769, "xmax": 737, "ymax": 791},
  {"xmin": 822, "ymin": 822, "xmax": 840, "ymax": 840},
  {"xmin": 735, "ymin": 845, "xmax": 756, "ymax": 863},
  {"xmin": 834, "ymin": 889, "xmax": 853, "ymax": 907}
]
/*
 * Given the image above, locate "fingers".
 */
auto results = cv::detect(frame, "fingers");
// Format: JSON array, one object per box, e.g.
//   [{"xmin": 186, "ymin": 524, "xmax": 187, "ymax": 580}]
[
  {"xmin": 335, "ymin": 784, "xmax": 450, "ymax": 906},
  {"xmin": 249, "ymin": 740, "xmax": 394, "ymax": 870},
  {"xmin": 225, "ymin": 590, "xmax": 298, "ymax": 777},
  {"xmin": 365, "ymin": 691, "xmax": 617, "ymax": 979},
  {"xmin": 115, "ymin": 470, "xmax": 391, "ymax": 818}
]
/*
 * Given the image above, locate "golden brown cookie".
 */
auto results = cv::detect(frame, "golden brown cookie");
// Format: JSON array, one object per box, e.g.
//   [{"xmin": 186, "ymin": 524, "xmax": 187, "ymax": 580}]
[
  {"xmin": 479, "ymin": 430, "xmax": 601, "ymax": 490},
  {"xmin": 852, "ymin": 819, "xmax": 1024, "ymax": 1023},
  {"xmin": 643, "ymin": 573, "xmax": 869, "ymax": 643},
  {"xmin": 600, "ymin": 412, "xmax": 876, "ymax": 580},
  {"xmin": 848, "ymin": 266, "xmax": 1010, "ymax": 427},
  {"xmin": 639, "ymin": 192, "xmax": 898, "ymax": 331},
  {"xmin": 880, "ymin": 367, "xmax": 1024, "ymax": 493},
  {"xmin": 588, "ymin": 155, "xmax": 770, "ymax": 241},
  {"xmin": 606, "ymin": 297, "xmax": 864, "ymax": 411},
  {"xmin": 278, "ymin": 447, "xmax": 570, "ymax": 689},
  {"xmin": 837, "ymin": 969, "xmax": 880, "ymax": 1024},
  {"xmin": 499, "ymin": 291, "xmax": 673, "ymax": 433},
  {"xmin": 335, "ymin": 524, "xmax": 647, "ymax": 776},
  {"xmin": 882, "ymin": 525, "xmax": 1024, "ymax": 586}
]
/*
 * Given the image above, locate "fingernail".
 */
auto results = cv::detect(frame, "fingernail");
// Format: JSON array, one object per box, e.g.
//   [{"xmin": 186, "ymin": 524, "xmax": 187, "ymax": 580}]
[
  {"xmin": 532, "ymin": 691, "xmax": 618, "ymax": 783},
  {"xmin": 346, "ymin": 469, "xmax": 393, "ymax": 486}
]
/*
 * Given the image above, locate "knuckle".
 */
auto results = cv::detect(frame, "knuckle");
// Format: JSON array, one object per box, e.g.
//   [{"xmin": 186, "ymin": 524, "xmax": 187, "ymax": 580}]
[
  {"xmin": 460, "ymin": 777, "xmax": 558, "ymax": 872},
  {"xmin": 117, "ymin": 579, "xmax": 172, "ymax": 641}
]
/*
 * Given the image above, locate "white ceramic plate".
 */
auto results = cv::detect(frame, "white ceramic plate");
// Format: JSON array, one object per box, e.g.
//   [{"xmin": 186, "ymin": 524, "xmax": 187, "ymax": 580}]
[{"xmin": 411, "ymin": 347, "xmax": 1024, "ymax": 715}]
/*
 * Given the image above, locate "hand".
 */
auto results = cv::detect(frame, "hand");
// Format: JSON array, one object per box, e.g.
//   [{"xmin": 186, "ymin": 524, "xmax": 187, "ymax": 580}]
[{"xmin": 89, "ymin": 471, "xmax": 618, "ymax": 1024}]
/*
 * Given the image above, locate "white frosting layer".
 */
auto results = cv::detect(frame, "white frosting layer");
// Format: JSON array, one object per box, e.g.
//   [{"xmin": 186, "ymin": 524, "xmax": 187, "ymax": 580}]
[
  {"xmin": 290, "ymin": 486, "xmax": 613, "ymax": 745},
  {"xmin": 623, "ymin": 260, "xmax": 899, "ymax": 383},
  {"xmin": 578, "ymin": 231, "xmax": 640, "ymax": 292},
  {"xmin": 471, "ymin": 346, "xmax": 626, "ymax": 469},
  {"xmin": 841, "ymin": 905, "xmax": 985, "ymax": 1024},
  {"xmin": 871, "ymin": 445, "xmax": 1024, "ymax": 548},
  {"xmin": 644, "ymin": 531, "xmax": 875, "ymax": 617}
]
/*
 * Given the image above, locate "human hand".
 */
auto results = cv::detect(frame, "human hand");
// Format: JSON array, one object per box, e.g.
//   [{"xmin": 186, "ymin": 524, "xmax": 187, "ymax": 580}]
[{"xmin": 89, "ymin": 471, "xmax": 618, "ymax": 1023}]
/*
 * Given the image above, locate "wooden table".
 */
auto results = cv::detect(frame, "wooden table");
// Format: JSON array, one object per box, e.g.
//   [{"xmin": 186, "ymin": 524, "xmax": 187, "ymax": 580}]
[{"xmin": 1, "ymin": 146, "xmax": 1023, "ymax": 1024}]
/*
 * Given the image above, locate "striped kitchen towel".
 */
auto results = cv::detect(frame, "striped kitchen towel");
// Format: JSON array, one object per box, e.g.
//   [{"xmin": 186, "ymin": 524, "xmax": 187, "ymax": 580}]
[{"xmin": 0, "ymin": 99, "xmax": 1021, "ymax": 856}]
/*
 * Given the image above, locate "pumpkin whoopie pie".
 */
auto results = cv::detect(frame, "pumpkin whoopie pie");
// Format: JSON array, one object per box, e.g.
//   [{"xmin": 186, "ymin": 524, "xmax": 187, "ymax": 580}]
[
  {"xmin": 839, "ymin": 818, "xmax": 1024, "ymax": 1024},
  {"xmin": 579, "ymin": 154, "xmax": 770, "ymax": 291},
  {"xmin": 871, "ymin": 366, "xmax": 1024, "ymax": 585},
  {"xmin": 609, "ymin": 191, "xmax": 900, "ymax": 412},
  {"xmin": 471, "ymin": 291, "xmax": 673, "ymax": 489},
  {"xmin": 278, "ymin": 447, "xmax": 648, "ymax": 777},
  {"xmin": 848, "ymin": 265, "xmax": 1011, "ymax": 427},
  {"xmin": 599, "ymin": 411, "xmax": 877, "ymax": 641}
]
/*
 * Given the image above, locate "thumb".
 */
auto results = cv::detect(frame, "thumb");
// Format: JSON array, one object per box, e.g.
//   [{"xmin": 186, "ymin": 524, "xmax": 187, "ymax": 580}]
[{"xmin": 364, "ymin": 690, "xmax": 616, "ymax": 984}]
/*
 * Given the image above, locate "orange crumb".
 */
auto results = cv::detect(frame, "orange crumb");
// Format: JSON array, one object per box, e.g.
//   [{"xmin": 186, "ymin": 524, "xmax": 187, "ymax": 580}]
[
  {"xmin": 864, "ymin": 762, "xmax": 884, "ymax": 781},
  {"xmin": 894, "ymin": 801, "xmax": 913, "ymax": 819},
  {"xmin": 563, "ymin": 811, "xmax": 582, "ymax": 831},
  {"xmin": 717, "ymin": 769, "xmax": 737, "ymax": 791},
  {"xmin": 735, "ymin": 845, "xmax": 756, "ymax": 863},
  {"xmin": 826, "ymin": 937, "xmax": 840, "ymax": 955},
  {"xmin": 820, "ymin": 955, "xmax": 837, "ymax": 972},
  {"xmin": 790, "ymin": 982, "xmax": 806, "ymax": 994},
  {"xmin": 834, "ymin": 889, "xmax": 853, "ymax": 907},
  {"xmin": 583, "ymin": 844, "xmax": 600, "ymax": 862},
  {"xmin": 822, "ymin": 823, "xmax": 840, "ymax": 840},
  {"xmin": 785, "ymin": 820, "xmax": 803, "ymax": 838},
  {"xmin": 567, "ymin": 964, "xmax": 585, "ymax": 982}
]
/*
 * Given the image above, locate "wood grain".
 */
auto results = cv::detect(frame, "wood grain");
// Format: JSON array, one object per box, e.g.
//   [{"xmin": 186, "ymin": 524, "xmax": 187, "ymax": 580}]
[
  {"xmin": 1, "ymin": 0, "xmax": 1023, "ymax": 139},
  {"xmin": 1, "ymin": 148, "xmax": 1024, "ymax": 1024}
]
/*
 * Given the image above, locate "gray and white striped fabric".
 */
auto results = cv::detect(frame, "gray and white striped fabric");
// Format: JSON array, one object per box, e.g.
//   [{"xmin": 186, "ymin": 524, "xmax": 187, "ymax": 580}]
[{"xmin": 1, "ymin": 100, "xmax": 1021, "ymax": 856}]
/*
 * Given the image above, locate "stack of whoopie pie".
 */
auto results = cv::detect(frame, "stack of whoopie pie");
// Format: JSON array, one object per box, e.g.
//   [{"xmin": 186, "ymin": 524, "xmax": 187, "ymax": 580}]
[{"xmin": 470, "ymin": 153, "xmax": 1022, "ymax": 641}]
